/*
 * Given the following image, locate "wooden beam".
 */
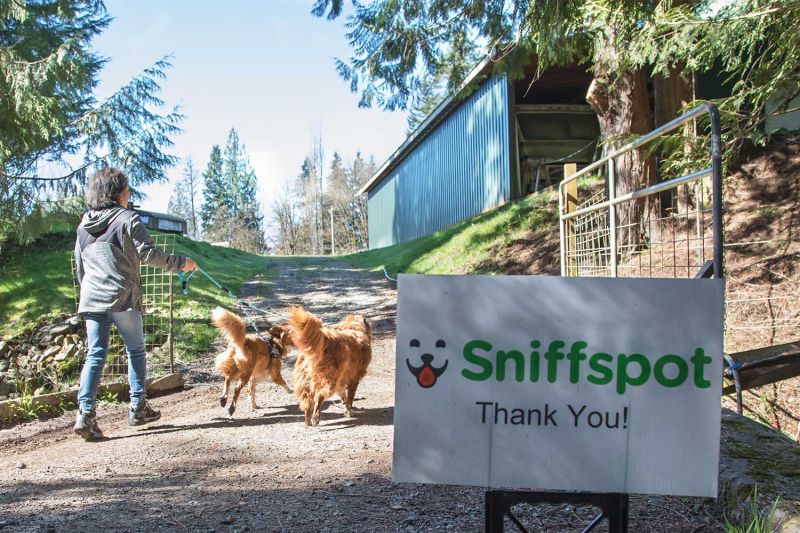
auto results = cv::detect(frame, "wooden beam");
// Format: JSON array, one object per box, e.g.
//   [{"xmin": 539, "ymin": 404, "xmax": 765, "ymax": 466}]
[{"xmin": 564, "ymin": 163, "xmax": 579, "ymax": 275}]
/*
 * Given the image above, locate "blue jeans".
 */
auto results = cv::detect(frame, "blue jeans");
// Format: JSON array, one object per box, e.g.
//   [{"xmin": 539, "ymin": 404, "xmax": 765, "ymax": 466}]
[{"xmin": 77, "ymin": 311, "xmax": 147, "ymax": 412}]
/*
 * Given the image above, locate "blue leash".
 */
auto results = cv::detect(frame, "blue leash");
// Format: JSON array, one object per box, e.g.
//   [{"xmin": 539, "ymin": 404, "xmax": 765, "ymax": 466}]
[{"xmin": 177, "ymin": 268, "xmax": 288, "ymax": 321}]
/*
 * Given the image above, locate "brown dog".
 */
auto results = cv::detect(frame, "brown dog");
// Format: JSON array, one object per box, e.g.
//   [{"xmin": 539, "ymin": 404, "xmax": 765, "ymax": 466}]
[
  {"xmin": 290, "ymin": 306, "xmax": 372, "ymax": 426},
  {"xmin": 212, "ymin": 307, "xmax": 294, "ymax": 416}
]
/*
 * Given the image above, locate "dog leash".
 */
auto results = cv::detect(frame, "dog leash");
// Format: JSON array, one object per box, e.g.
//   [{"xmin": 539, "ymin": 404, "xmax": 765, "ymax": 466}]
[
  {"xmin": 177, "ymin": 268, "xmax": 290, "ymax": 322},
  {"xmin": 178, "ymin": 268, "xmax": 285, "ymax": 359}
]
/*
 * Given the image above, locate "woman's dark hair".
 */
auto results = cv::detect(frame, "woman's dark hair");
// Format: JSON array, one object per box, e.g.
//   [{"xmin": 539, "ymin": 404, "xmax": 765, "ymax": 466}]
[{"xmin": 85, "ymin": 167, "xmax": 129, "ymax": 210}]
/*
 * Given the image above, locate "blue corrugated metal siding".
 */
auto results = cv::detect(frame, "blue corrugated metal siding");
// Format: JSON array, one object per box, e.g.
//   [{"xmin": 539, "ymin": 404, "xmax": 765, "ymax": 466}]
[{"xmin": 367, "ymin": 74, "xmax": 510, "ymax": 249}]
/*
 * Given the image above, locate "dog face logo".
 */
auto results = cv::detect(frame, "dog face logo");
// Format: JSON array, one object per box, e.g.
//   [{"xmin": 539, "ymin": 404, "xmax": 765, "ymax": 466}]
[{"xmin": 406, "ymin": 339, "xmax": 448, "ymax": 388}]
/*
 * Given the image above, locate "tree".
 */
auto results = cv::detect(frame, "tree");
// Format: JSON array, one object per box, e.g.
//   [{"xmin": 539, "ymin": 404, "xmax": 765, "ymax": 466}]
[
  {"xmin": 1, "ymin": 0, "xmax": 183, "ymax": 243},
  {"xmin": 310, "ymin": 0, "xmax": 645, "ymax": 245},
  {"xmin": 405, "ymin": 44, "xmax": 483, "ymax": 135},
  {"xmin": 406, "ymin": 76, "xmax": 442, "ymax": 135},
  {"xmin": 168, "ymin": 157, "xmax": 201, "ymax": 239},
  {"xmin": 272, "ymin": 181, "xmax": 303, "ymax": 255},
  {"xmin": 223, "ymin": 129, "xmax": 263, "ymax": 239},
  {"xmin": 311, "ymin": 131, "xmax": 325, "ymax": 254},
  {"xmin": 294, "ymin": 156, "xmax": 317, "ymax": 254},
  {"xmin": 200, "ymin": 145, "xmax": 226, "ymax": 234},
  {"xmin": 269, "ymin": 148, "xmax": 376, "ymax": 255},
  {"xmin": 325, "ymin": 151, "xmax": 349, "ymax": 252},
  {"xmin": 631, "ymin": 0, "xmax": 800, "ymax": 164},
  {"xmin": 346, "ymin": 152, "xmax": 375, "ymax": 250},
  {"xmin": 201, "ymin": 129, "xmax": 265, "ymax": 253}
]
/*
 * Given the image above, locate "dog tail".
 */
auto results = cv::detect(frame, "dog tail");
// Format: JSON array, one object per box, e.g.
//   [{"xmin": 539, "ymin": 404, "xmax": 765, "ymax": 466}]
[
  {"xmin": 211, "ymin": 307, "xmax": 247, "ymax": 352},
  {"xmin": 289, "ymin": 306, "xmax": 324, "ymax": 354}
]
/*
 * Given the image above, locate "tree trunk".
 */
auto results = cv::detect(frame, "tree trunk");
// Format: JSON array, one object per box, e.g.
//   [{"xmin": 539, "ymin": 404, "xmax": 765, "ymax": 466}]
[
  {"xmin": 655, "ymin": 67, "xmax": 694, "ymax": 215},
  {"xmin": 586, "ymin": 23, "xmax": 655, "ymax": 252}
]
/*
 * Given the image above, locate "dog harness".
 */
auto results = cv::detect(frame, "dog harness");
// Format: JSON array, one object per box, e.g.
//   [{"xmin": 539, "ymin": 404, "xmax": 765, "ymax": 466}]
[{"xmin": 257, "ymin": 333, "xmax": 283, "ymax": 360}]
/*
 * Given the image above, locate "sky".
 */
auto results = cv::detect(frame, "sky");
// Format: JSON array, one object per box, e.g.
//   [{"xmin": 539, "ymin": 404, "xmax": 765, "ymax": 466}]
[{"xmin": 90, "ymin": 0, "xmax": 408, "ymax": 215}]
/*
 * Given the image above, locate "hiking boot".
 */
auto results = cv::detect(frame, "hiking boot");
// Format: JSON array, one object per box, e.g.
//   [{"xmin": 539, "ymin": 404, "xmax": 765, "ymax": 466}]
[
  {"xmin": 128, "ymin": 401, "xmax": 161, "ymax": 426},
  {"xmin": 74, "ymin": 408, "xmax": 104, "ymax": 441}
]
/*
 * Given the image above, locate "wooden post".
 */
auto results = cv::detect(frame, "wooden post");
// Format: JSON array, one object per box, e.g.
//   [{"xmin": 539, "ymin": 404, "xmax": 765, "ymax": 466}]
[
  {"xmin": 330, "ymin": 209, "xmax": 335, "ymax": 256},
  {"xmin": 564, "ymin": 163, "xmax": 579, "ymax": 276}
]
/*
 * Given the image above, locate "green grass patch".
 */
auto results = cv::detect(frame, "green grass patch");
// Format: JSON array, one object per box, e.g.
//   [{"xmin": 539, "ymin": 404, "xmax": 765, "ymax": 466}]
[
  {"xmin": 344, "ymin": 187, "xmax": 562, "ymax": 276},
  {"xmin": 0, "ymin": 232, "xmax": 268, "ymax": 361},
  {"xmin": 169, "ymin": 238, "xmax": 270, "ymax": 361},
  {"xmin": 0, "ymin": 231, "xmax": 76, "ymax": 338}
]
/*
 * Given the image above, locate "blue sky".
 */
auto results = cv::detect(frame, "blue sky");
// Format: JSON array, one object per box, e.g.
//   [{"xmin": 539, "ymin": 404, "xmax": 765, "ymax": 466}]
[{"xmin": 91, "ymin": 0, "xmax": 408, "ymax": 215}]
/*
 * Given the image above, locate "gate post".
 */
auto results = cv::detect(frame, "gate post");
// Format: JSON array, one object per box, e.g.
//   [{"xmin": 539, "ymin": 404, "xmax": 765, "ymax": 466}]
[{"xmin": 564, "ymin": 163, "xmax": 578, "ymax": 276}]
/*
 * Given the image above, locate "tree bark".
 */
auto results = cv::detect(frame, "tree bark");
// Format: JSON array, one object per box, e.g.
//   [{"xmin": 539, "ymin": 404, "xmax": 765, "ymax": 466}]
[
  {"xmin": 655, "ymin": 67, "xmax": 694, "ymax": 214},
  {"xmin": 587, "ymin": 30, "xmax": 655, "ymax": 251}
]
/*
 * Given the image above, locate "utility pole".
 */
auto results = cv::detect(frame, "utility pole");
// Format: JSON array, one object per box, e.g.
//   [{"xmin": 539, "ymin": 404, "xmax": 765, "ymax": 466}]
[{"xmin": 330, "ymin": 208, "xmax": 335, "ymax": 255}]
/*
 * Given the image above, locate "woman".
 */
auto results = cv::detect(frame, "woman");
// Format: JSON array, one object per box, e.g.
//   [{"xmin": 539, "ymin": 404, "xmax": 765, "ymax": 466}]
[{"xmin": 73, "ymin": 167, "xmax": 198, "ymax": 441}]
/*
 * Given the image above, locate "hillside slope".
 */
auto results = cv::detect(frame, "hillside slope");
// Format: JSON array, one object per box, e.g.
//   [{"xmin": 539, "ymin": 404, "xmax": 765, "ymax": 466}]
[
  {"xmin": 346, "ymin": 185, "xmax": 564, "ymax": 276},
  {"xmin": 0, "ymin": 233, "xmax": 267, "ymax": 345}
]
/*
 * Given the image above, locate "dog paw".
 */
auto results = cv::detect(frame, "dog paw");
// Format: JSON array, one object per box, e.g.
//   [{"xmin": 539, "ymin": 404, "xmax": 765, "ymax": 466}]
[
  {"xmin": 228, "ymin": 405, "xmax": 236, "ymax": 416},
  {"xmin": 251, "ymin": 404, "xmax": 261, "ymax": 411},
  {"xmin": 219, "ymin": 397, "xmax": 227, "ymax": 408},
  {"xmin": 345, "ymin": 409, "xmax": 353, "ymax": 418}
]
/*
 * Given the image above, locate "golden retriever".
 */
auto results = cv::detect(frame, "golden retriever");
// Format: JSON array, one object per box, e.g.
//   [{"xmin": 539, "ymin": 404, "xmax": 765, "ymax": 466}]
[
  {"xmin": 211, "ymin": 307, "xmax": 294, "ymax": 416},
  {"xmin": 289, "ymin": 306, "xmax": 372, "ymax": 426}
]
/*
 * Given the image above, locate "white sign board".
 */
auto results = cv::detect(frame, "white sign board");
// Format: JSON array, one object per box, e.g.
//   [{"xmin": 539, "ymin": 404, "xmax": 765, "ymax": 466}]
[{"xmin": 393, "ymin": 275, "xmax": 724, "ymax": 497}]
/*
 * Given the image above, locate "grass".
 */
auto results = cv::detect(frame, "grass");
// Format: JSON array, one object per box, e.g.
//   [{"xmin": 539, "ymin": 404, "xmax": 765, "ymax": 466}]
[
  {"xmin": 0, "ymin": 232, "xmax": 268, "ymax": 362},
  {"xmin": 344, "ymin": 186, "xmax": 562, "ymax": 276},
  {"xmin": 0, "ymin": 231, "xmax": 76, "ymax": 338},
  {"xmin": 725, "ymin": 486, "xmax": 782, "ymax": 533}
]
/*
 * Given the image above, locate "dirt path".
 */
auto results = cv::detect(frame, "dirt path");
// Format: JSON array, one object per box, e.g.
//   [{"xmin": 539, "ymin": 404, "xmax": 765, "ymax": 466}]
[{"xmin": 0, "ymin": 258, "xmax": 724, "ymax": 532}]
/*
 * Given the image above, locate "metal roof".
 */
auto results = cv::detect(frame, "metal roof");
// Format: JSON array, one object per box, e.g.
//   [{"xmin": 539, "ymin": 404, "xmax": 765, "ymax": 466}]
[
  {"xmin": 358, "ymin": 55, "xmax": 497, "ymax": 196},
  {"xmin": 136, "ymin": 209, "xmax": 186, "ymax": 223}
]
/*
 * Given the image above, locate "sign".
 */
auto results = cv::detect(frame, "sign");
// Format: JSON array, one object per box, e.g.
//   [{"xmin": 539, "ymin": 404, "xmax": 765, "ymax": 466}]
[{"xmin": 393, "ymin": 275, "xmax": 724, "ymax": 497}]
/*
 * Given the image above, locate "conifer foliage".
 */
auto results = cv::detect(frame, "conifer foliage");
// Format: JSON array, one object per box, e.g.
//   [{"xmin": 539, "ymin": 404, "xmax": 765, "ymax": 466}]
[
  {"xmin": 1, "ymin": 0, "xmax": 183, "ymax": 244},
  {"xmin": 200, "ymin": 129, "xmax": 265, "ymax": 253}
]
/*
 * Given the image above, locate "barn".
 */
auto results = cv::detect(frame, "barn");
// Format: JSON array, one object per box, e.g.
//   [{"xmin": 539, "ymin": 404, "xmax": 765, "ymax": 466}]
[{"xmin": 360, "ymin": 57, "xmax": 600, "ymax": 249}]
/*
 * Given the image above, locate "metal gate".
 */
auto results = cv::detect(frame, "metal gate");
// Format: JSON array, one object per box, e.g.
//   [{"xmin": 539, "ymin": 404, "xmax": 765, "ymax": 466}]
[{"xmin": 558, "ymin": 103, "xmax": 723, "ymax": 280}]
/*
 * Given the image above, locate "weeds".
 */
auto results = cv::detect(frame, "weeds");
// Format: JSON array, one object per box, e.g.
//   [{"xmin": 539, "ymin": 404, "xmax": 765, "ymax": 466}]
[
  {"xmin": 725, "ymin": 486, "xmax": 782, "ymax": 533},
  {"xmin": 97, "ymin": 389, "xmax": 119, "ymax": 405},
  {"xmin": 12, "ymin": 394, "xmax": 56, "ymax": 422}
]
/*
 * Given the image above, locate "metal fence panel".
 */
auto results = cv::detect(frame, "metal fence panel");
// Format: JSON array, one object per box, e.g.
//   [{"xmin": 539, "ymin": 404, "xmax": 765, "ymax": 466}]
[
  {"xmin": 71, "ymin": 233, "xmax": 175, "ymax": 381},
  {"xmin": 558, "ymin": 104, "xmax": 799, "ymax": 355}
]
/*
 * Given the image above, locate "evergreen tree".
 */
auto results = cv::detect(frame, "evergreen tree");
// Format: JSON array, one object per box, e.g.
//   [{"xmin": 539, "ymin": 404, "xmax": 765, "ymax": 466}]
[
  {"xmin": 406, "ymin": 43, "xmax": 482, "ymax": 135},
  {"xmin": 199, "ymin": 128, "xmax": 264, "ymax": 252},
  {"xmin": 347, "ymin": 152, "xmax": 374, "ymax": 250},
  {"xmin": 200, "ymin": 145, "xmax": 226, "ymax": 234},
  {"xmin": 1, "ymin": 1, "xmax": 183, "ymax": 243},
  {"xmin": 325, "ymin": 152, "xmax": 348, "ymax": 252},
  {"xmin": 406, "ymin": 76, "xmax": 442, "ymax": 135},
  {"xmin": 296, "ymin": 155, "xmax": 318, "ymax": 254},
  {"xmin": 221, "ymin": 128, "xmax": 264, "ymax": 252}
]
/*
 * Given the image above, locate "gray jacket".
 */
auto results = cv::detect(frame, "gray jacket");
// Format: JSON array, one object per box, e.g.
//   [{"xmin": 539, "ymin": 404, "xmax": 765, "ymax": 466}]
[{"xmin": 75, "ymin": 206, "xmax": 186, "ymax": 314}]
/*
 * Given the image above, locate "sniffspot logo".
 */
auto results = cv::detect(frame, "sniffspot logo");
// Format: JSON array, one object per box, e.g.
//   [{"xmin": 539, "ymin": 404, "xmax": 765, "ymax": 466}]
[{"xmin": 406, "ymin": 338, "xmax": 448, "ymax": 388}]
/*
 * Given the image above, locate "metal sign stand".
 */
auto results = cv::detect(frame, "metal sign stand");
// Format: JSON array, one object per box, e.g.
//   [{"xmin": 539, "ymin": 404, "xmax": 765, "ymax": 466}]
[{"xmin": 485, "ymin": 490, "xmax": 629, "ymax": 533}]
